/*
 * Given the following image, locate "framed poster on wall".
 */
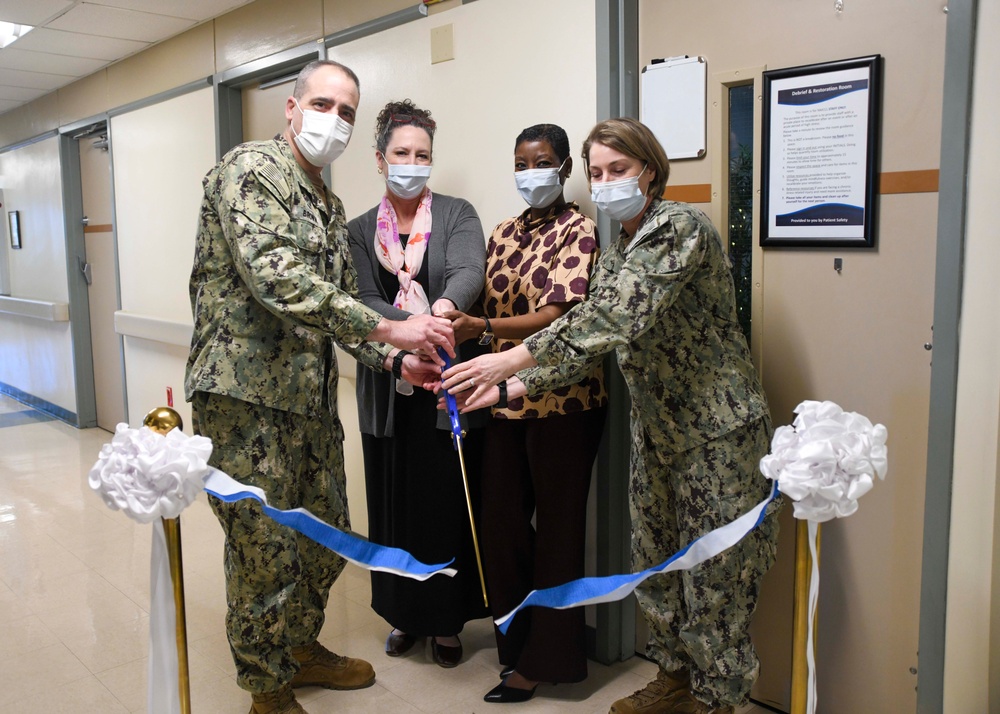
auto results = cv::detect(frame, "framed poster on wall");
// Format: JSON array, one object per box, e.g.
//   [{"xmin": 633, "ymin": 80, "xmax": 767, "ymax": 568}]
[
  {"xmin": 8, "ymin": 210, "xmax": 20, "ymax": 249},
  {"xmin": 760, "ymin": 55, "xmax": 882, "ymax": 247}
]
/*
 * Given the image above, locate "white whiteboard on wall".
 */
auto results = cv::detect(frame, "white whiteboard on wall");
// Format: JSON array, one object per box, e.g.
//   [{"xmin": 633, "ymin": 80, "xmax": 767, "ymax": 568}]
[{"xmin": 640, "ymin": 56, "xmax": 707, "ymax": 160}]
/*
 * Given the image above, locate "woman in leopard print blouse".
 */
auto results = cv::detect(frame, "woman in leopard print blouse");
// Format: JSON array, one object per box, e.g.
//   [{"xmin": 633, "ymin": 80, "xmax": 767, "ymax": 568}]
[{"xmin": 443, "ymin": 124, "xmax": 607, "ymax": 704}]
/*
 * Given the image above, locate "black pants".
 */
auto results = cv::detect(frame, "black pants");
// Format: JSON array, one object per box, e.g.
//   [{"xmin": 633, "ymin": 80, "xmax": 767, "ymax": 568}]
[
  {"xmin": 363, "ymin": 387, "xmax": 488, "ymax": 635},
  {"xmin": 480, "ymin": 406, "xmax": 607, "ymax": 683}
]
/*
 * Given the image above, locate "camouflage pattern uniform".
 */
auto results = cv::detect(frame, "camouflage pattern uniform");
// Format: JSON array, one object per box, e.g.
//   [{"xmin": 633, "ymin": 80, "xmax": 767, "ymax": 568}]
[
  {"xmin": 521, "ymin": 199, "xmax": 780, "ymax": 708},
  {"xmin": 185, "ymin": 135, "xmax": 389, "ymax": 693}
]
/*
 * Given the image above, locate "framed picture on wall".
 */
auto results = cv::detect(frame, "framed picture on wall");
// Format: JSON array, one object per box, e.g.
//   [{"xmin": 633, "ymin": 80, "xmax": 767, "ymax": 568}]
[
  {"xmin": 760, "ymin": 55, "xmax": 882, "ymax": 248},
  {"xmin": 8, "ymin": 210, "xmax": 20, "ymax": 249}
]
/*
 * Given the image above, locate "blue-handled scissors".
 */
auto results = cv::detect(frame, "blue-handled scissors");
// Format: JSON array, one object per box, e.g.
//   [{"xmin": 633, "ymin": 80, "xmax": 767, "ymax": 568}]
[
  {"xmin": 437, "ymin": 348, "xmax": 488, "ymax": 606},
  {"xmin": 438, "ymin": 350, "xmax": 464, "ymax": 452}
]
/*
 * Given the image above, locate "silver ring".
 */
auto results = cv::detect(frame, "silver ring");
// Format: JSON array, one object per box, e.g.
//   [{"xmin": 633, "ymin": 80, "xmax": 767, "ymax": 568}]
[{"xmin": 469, "ymin": 378, "xmax": 476, "ymax": 388}]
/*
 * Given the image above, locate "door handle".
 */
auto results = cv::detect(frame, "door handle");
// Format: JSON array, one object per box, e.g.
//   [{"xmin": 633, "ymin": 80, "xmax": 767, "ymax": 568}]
[{"xmin": 80, "ymin": 259, "xmax": 93, "ymax": 285}]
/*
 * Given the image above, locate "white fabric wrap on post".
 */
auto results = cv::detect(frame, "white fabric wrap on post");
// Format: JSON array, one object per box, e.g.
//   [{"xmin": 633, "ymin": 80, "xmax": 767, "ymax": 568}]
[
  {"xmin": 89, "ymin": 424, "xmax": 213, "ymax": 714},
  {"xmin": 88, "ymin": 424, "xmax": 212, "ymax": 523},
  {"xmin": 759, "ymin": 400, "xmax": 888, "ymax": 714},
  {"xmin": 149, "ymin": 520, "xmax": 181, "ymax": 714}
]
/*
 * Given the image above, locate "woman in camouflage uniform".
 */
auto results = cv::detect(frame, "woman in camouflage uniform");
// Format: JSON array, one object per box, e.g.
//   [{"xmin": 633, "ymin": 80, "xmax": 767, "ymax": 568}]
[{"xmin": 442, "ymin": 117, "xmax": 780, "ymax": 714}]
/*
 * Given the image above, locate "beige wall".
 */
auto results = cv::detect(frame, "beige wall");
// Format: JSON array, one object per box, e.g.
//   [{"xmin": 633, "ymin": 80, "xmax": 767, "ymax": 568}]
[
  {"xmin": 639, "ymin": 1, "xmax": 945, "ymax": 711},
  {"xmin": 950, "ymin": 0, "xmax": 1000, "ymax": 710},
  {"xmin": 328, "ymin": 0, "xmax": 597, "ymax": 237},
  {"xmin": 110, "ymin": 87, "xmax": 216, "ymax": 428}
]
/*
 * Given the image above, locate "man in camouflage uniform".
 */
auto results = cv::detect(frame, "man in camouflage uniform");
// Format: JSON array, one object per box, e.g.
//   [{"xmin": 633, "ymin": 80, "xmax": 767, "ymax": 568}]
[
  {"xmin": 443, "ymin": 188, "xmax": 780, "ymax": 712},
  {"xmin": 186, "ymin": 60, "xmax": 453, "ymax": 714}
]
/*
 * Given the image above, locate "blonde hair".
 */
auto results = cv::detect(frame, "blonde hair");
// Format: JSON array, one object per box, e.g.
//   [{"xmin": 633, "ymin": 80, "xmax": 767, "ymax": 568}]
[{"xmin": 582, "ymin": 118, "xmax": 670, "ymax": 198}]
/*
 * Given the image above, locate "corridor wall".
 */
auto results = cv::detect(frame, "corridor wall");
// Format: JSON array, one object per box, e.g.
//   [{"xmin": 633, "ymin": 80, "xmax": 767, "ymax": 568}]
[
  {"xmin": 0, "ymin": 137, "xmax": 77, "ymax": 420},
  {"xmin": 110, "ymin": 86, "xmax": 216, "ymax": 429}
]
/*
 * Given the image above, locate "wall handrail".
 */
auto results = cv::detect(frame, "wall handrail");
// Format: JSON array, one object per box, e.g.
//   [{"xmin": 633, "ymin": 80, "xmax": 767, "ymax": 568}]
[
  {"xmin": 0, "ymin": 296, "xmax": 70, "ymax": 322},
  {"xmin": 114, "ymin": 310, "xmax": 193, "ymax": 346},
  {"xmin": 112, "ymin": 309, "xmax": 358, "ymax": 379}
]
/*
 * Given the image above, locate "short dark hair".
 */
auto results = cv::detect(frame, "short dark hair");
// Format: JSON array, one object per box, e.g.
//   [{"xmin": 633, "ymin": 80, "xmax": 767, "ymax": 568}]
[
  {"xmin": 514, "ymin": 124, "xmax": 570, "ymax": 163},
  {"xmin": 582, "ymin": 117, "xmax": 670, "ymax": 198},
  {"xmin": 374, "ymin": 99, "xmax": 437, "ymax": 154},
  {"xmin": 293, "ymin": 60, "xmax": 360, "ymax": 99}
]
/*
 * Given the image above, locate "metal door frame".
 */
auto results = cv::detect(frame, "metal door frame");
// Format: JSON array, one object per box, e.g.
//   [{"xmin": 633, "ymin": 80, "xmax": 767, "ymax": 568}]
[{"xmin": 918, "ymin": 0, "xmax": 978, "ymax": 710}]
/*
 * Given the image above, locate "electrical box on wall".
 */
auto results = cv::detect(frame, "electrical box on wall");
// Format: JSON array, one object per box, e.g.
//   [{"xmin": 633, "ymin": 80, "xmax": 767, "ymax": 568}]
[{"xmin": 430, "ymin": 24, "xmax": 454, "ymax": 64}]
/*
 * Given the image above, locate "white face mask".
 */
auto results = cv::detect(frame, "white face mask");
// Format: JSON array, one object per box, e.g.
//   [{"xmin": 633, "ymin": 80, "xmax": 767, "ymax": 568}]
[
  {"xmin": 514, "ymin": 160, "xmax": 566, "ymax": 209},
  {"xmin": 385, "ymin": 162, "xmax": 432, "ymax": 200},
  {"xmin": 292, "ymin": 99, "xmax": 353, "ymax": 166},
  {"xmin": 591, "ymin": 164, "xmax": 649, "ymax": 222}
]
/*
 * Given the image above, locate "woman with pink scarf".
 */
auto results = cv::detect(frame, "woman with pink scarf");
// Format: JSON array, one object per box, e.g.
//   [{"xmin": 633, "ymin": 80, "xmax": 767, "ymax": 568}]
[{"xmin": 347, "ymin": 99, "xmax": 488, "ymax": 668}]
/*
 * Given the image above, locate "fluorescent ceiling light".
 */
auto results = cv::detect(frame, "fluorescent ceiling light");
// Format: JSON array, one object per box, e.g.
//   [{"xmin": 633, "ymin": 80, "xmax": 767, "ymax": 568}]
[{"xmin": 0, "ymin": 22, "xmax": 33, "ymax": 49}]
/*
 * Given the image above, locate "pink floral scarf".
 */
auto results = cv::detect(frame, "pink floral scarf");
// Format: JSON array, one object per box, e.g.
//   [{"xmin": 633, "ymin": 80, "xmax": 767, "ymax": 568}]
[{"xmin": 375, "ymin": 190, "xmax": 433, "ymax": 314}]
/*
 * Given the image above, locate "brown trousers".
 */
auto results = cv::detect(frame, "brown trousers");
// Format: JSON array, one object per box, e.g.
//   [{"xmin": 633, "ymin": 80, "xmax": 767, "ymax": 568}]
[{"xmin": 480, "ymin": 406, "xmax": 607, "ymax": 683}]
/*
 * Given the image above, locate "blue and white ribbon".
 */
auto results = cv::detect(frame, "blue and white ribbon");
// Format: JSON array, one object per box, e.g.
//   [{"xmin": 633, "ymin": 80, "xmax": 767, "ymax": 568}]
[
  {"xmin": 91, "ymin": 424, "xmax": 457, "ymax": 714},
  {"xmin": 203, "ymin": 469, "xmax": 457, "ymax": 580},
  {"xmin": 495, "ymin": 482, "xmax": 778, "ymax": 634}
]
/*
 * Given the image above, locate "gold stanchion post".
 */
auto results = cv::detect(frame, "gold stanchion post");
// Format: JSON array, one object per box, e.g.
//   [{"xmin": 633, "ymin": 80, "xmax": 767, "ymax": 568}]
[
  {"xmin": 144, "ymin": 407, "xmax": 192, "ymax": 714},
  {"xmin": 454, "ymin": 437, "xmax": 488, "ymax": 607},
  {"xmin": 790, "ymin": 519, "xmax": 820, "ymax": 714}
]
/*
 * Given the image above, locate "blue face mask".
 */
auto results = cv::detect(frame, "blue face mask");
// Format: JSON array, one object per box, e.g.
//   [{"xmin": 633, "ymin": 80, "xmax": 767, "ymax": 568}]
[
  {"xmin": 591, "ymin": 164, "xmax": 648, "ymax": 221},
  {"xmin": 514, "ymin": 159, "xmax": 567, "ymax": 208},
  {"xmin": 292, "ymin": 99, "xmax": 353, "ymax": 166},
  {"xmin": 386, "ymin": 163, "xmax": 432, "ymax": 199}
]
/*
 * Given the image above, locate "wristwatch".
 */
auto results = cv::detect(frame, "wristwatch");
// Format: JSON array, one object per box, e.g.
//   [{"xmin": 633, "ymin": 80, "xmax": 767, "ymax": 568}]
[
  {"xmin": 478, "ymin": 316, "xmax": 494, "ymax": 346},
  {"xmin": 496, "ymin": 380, "xmax": 508, "ymax": 409},
  {"xmin": 391, "ymin": 350, "xmax": 412, "ymax": 380}
]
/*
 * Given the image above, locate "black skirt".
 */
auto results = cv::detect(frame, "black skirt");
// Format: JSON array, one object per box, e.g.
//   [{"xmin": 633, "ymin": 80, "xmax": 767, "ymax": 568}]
[{"xmin": 363, "ymin": 386, "xmax": 489, "ymax": 635}]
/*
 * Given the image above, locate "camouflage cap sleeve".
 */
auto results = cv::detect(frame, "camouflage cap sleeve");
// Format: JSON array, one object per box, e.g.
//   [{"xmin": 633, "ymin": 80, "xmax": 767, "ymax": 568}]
[
  {"xmin": 518, "ymin": 356, "xmax": 604, "ymax": 395},
  {"xmin": 214, "ymin": 151, "xmax": 382, "ymax": 346}
]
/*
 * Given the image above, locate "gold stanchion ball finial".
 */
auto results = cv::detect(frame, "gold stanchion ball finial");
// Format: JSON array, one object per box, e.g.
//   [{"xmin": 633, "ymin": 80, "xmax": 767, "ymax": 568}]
[{"xmin": 143, "ymin": 406, "xmax": 183, "ymax": 435}]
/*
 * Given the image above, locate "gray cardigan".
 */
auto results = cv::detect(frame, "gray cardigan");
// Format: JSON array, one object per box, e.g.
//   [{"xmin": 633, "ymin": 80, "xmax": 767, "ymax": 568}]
[{"xmin": 347, "ymin": 192, "xmax": 487, "ymax": 437}]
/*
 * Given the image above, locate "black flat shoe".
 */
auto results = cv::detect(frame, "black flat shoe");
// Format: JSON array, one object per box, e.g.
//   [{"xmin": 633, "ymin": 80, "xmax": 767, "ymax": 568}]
[
  {"xmin": 385, "ymin": 630, "xmax": 417, "ymax": 657},
  {"xmin": 484, "ymin": 680, "xmax": 537, "ymax": 703},
  {"xmin": 499, "ymin": 666, "xmax": 515, "ymax": 679},
  {"xmin": 430, "ymin": 637, "xmax": 462, "ymax": 668}
]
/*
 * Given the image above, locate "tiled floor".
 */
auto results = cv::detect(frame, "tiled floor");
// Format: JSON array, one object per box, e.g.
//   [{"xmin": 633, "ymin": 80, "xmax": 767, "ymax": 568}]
[{"xmin": 0, "ymin": 394, "xmax": 770, "ymax": 713}]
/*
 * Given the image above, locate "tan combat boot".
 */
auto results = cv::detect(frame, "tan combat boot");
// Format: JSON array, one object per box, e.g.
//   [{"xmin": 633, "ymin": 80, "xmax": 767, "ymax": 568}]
[
  {"xmin": 249, "ymin": 685, "xmax": 308, "ymax": 714},
  {"xmin": 290, "ymin": 642, "xmax": 376, "ymax": 690},
  {"xmin": 609, "ymin": 668, "xmax": 690, "ymax": 714},
  {"xmin": 667, "ymin": 688, "xmax": 735, "ymax": 714}
]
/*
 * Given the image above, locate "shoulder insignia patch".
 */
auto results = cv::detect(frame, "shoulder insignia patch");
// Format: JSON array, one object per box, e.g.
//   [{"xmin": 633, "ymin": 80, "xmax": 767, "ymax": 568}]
[{"xmin": 254, "ymin": 161, "xmax": 290, "ymax": 201}]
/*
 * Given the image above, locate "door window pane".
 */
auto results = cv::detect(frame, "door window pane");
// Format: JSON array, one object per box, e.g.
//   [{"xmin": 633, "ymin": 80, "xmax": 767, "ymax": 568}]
[{"xmin": 728, "ymin": 84, "xmax": 754, "ymax": 345}]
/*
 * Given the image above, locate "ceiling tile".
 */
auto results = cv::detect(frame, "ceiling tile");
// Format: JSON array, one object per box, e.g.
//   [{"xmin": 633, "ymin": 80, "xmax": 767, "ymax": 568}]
[
  {"xmin": 0, "ymin": 97, "xmax": 21, "ymax": 112},
  {"xmin": 47, "ymin": 3, "xmax": 195, "ymax": 43},
  {"xmin": 0, "ymin": 0, "xmax": 75, "ymax": 26},
  {"xmin": 0, "ymin": 47, "xmax": 106, "ymax": 76},
  {"xmin": 0, "ymin": 84, "xmax": 50, "ymax": 102},
  {"xmin": 0, "ymin": 67, "xmax": 72, "ymax": 90},
  {"xmin": 88, "ymin": 0, "xmax": 252, "ymax": 22},
  {"xmin": 9, "ymin": 27, "xmax": 148, "ymax": 60}
]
